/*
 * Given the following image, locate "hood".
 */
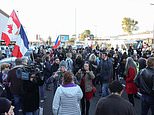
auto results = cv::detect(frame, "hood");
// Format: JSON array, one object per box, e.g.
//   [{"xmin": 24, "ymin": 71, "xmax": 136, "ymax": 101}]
[{"xmin": 60, "ymin": 85, "xmax": 79, "ymax": 97}]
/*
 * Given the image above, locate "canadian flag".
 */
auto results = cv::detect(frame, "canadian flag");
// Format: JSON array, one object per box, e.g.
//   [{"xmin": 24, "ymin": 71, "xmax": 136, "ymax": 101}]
[
  {"xmin": 1, "ymin": 10, "xmax": 21, "ymax": 46},
  {"xmin": 1, "ymin": 10, "xmax": 29, "ymax": 58}
]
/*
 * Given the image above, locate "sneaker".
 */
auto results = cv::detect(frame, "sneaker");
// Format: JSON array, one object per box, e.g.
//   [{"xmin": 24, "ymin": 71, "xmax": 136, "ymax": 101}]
[
  {"xmin": 40, "ymin": 99, "xmax": 44, "ymax": 103},
  {"xmin": 18, "ymin": 109, "xmax": 22, "ymax": 112}
]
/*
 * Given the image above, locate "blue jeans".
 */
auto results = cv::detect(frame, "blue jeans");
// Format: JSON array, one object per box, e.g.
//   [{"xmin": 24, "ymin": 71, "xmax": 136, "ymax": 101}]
[
  {"xmin": 39, "ymin": 85, "xmax": 44, "ymax": 100},
  {"xmin": 24, "ymin": 109, "xmax": 39, "ymax": 115},
  {"xmin": 102, "ymin": 83, "xmax": 109, "ymax": 97},
  {"xmin": 13, "ymin": 95, "xmax": 22, "ymax": 115},
  {"xmin": 141, "ymin": 94, "xmax": 154, "ymax": 115}
]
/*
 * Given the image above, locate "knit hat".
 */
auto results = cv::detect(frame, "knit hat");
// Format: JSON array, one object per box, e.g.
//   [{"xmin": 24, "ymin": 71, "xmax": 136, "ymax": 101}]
[
  {"xmin": 0, "ymin": 97, "xmax": 11, "ymax": 114},
  {"xmin": 59, "ymin": 60, "xmax": 67, "ymax": 68}
]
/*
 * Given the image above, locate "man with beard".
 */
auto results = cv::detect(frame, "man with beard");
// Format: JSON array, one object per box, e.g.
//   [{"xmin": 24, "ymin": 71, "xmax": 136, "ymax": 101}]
[{"xmin": 50, "ymin": 57, "xmax": 60, "ymax": 76}]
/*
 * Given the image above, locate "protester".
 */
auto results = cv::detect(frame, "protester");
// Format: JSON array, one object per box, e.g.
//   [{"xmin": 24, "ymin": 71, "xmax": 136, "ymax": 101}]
[
  {"xmin": 34, "ymin": 57, "xmax": 45, "ymax": 102},
  {"xmin": 19, "ymin": 60, "xmax": 43, "ymax": 115},
  {"xmin": 52, "ymin": 71, "xmax": 83, "ymax": 115},
  {"xmin": 97, "ymin": 52, "xmax": 113, "ymax": 97},
  {"xmin": 95, "ymin": 81, "xmax": 136, "ymax": 115},
  {"xmin": 88, "ymin": 53, "xmax": 97, "ymax": 86},
  {"xmin": 43, "ymin": 56, "xmax": 52, "ymax": 90},
  {"xmin": 0, "ymin": 63, "xmax": 11, "ymax": 99},
  {"xmin": 65, "ymin": 52, "xmax": 74, "ymax": 72},
  {"xmin": 138, "ymin": 57, "xmax": 147, "ymax": 71},
  {"xmin": 46, "ymin": 60, "xmax": 68, "ymax": 93},
  {"xmin": 76, "ymin": 61, "xmax": 95, "ymax": 115},
  {"xmin": 119, "ymin": 52, "xmax": 128, "ymax": 78},
  {"xmin": 124, "ymin": 57, "xmax": 138, "ymax": 106},
  {"xmin": 113, "ymin": 53, "xmax": 119, "ymax": 80},
  {"xmin": 135, "ymin": 57, "xmax": 154, "ymax": 115},
  {"xmin": 0, "ymin": 97, "xmax": 14, "ymax": 115},
  {"xmin": 7, "ymin": 59, "xmax": 23, "ymax": 115},
  {"xmin": 50, "ymin": 57, "xmax": 60, "ymax": 76},
  {"xmin": 73, "ymin": 54, "xmax": 84, "ymax": 75}
]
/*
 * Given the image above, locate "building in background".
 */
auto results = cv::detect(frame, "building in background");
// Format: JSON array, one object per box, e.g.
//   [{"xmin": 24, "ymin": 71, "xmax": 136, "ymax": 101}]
[{"xmin": 0, "ymin": 9, "xmax": 9, "ymax": 39}]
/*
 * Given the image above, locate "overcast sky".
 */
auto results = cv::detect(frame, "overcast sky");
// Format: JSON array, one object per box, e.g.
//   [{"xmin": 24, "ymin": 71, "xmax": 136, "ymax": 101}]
[{"xmin": 1, "ymin": 0, "xmax": 154, "ymax": 41}]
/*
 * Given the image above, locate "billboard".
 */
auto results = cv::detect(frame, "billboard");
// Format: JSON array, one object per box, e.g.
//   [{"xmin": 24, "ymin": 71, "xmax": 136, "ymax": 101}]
[{"xmin": 59, "ymin": 35, "xmax": 69, "ymax": 42}]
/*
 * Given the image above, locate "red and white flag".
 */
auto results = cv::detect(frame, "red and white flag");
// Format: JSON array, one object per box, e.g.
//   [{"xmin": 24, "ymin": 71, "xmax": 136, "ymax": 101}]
[
  {"xmin": 1, "ymin": 10, "xmax": 21, "ymax": 46},
  {"xmin": 1, "ymin": 10, "xmax": 29, "ymax": 58}
]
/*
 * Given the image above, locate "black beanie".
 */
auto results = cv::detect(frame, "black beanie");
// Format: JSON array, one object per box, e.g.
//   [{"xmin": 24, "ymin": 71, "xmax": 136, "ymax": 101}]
[{"xmin": 0, "ymin": 97, "xmax": 11, "ymax": 114}]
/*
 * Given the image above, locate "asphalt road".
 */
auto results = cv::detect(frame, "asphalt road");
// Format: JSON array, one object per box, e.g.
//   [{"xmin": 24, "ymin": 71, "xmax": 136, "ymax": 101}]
[{"xmin": 42, "ymin": 84, "xmax": 152, "ymax": 115}]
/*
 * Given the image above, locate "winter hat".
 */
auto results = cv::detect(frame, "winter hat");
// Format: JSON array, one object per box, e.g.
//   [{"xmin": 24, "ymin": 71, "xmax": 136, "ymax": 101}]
[
  {"xmin": 15, "ymin": 58, "xmax": 22, "ymax": 65},
  {"xmin": 59, "ymin": 60, "xmax": 67, "ymax": 68},
  {"xmin": 0, "ymin": 97, "xmax": 11, "ymax": 114}
]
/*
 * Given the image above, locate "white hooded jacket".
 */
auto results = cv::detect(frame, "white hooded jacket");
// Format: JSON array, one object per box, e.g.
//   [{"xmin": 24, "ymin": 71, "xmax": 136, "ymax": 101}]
[{"xmin": 52, "ymin": 84, "xmax": 83, "ymax": 115}]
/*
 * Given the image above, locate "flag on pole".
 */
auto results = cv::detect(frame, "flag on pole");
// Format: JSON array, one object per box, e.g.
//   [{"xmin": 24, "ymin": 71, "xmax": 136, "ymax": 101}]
[
  {"xmin": 53, "ymin": 36, "xmax": 61, "ymax": 49},
  {"xmin": 1, "ymin": 10, "xmax": 20, "ymax": 46},
  {"xmin": 1, "ymin": 10, "xmax": 29, "ymax": 58},
  {"xmin": 12, "ymin": 25, "xmax": 29, "ymax": 58}
]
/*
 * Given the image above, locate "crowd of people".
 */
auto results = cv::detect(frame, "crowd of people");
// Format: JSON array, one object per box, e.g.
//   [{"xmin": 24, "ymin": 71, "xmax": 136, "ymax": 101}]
[{"xmin": 0, "ymin": 44, "xmax": 154, "ymax": 115}]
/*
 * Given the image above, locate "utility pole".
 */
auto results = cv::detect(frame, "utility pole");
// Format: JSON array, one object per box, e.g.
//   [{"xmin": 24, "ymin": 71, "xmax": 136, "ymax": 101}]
[
  {"xmin": 150, "ymin": 3, "xmax": 154, "ymax": 49},
  {"xmin": 75, "ymin": 8, "xmax": 77, "ymax": 40}
]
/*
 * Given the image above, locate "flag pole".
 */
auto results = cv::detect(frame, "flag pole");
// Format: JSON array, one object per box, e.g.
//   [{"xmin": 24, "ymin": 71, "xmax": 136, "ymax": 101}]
[{"xmin": 75, "ymin": 8, "xmax": 77, "ymax": 39}]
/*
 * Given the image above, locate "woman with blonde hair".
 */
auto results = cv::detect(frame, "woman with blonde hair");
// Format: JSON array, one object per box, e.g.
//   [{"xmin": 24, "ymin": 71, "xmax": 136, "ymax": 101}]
[
  {"xmin": 124, "ymin": 57, "xmax": 138, "ymax": 106},
  {"xmin": 88, "ymin": 53, "xmax": 97, "ymax": 86}
]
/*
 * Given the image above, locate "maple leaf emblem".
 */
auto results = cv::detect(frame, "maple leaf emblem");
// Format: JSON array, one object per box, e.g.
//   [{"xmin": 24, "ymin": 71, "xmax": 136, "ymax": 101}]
[{"xmin": 7, "ymin": 24, "xmax": 13, "ymax": 34}]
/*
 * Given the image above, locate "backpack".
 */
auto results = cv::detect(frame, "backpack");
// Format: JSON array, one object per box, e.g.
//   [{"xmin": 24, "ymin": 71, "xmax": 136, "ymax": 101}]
[
  {"xmin": 66, "ymin": 59, "xmax": 73, "ymax": 72},
  {"xmin": 16, "ymin": 67, "xmax": 30, "ymax": 80}
]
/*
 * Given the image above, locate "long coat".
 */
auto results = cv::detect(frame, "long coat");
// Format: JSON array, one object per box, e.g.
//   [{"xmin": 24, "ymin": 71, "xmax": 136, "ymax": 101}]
[
  {"xmin": 76, "ymin": 71, "xmax": 95, "ymax": 92},
  {"xmin": 125, "ymin": 67, "xmax": 138, "ymax": 94},
  {"xmin": 22, "ymin": 77, "xmax": 44, "ymax": 112},
  {"xmin": 95, "ymin": 94, "xmax": 136, "ymax": 115}
]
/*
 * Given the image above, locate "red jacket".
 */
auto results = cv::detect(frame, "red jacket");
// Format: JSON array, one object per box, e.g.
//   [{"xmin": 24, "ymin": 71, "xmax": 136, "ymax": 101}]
[{"xmin": 125, "ymin": 67, "xmax": 138, "ymax": 94}]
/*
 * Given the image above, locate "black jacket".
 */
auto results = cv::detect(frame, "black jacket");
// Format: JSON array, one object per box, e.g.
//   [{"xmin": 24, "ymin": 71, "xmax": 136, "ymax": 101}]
[
  {"xmin": 22, "ymin": 77, "xmax": 44, "ymax": 112},
  {"xmin": 97, "ymin": 59, "xmax": 113, "ymax": 83},
  {"xmin": 95, "ymin": 94, "xmax": 136, "ymax": 115},
  {"xmin": 135, "ymin": 67, "xmax": 154, "ymax": 96}
]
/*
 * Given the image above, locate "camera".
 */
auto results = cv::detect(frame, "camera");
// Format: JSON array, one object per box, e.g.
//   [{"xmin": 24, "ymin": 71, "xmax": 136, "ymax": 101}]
[
  {"xmin": 16, "ymin": 63, "xmax": 43, "ymax": 81},
  {"xmin": 81, "ymin": 68, "xmax": 86, "ymax": 73}
]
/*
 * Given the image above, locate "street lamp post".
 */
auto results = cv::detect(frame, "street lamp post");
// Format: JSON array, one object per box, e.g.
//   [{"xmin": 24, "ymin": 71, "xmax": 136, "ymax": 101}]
[{"xmin": 75, "ymin": 8, "xmax": 77, "ymax": 39}]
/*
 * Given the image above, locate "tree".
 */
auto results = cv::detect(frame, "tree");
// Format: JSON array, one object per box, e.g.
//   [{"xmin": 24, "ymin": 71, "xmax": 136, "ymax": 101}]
[
  {"xmin": 80, "ymin": 30, "xmax": 91, "ymax": 40},
  {"xmin": 122, "ymin": 17, "xmax": 139, "ymax": 34}
]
